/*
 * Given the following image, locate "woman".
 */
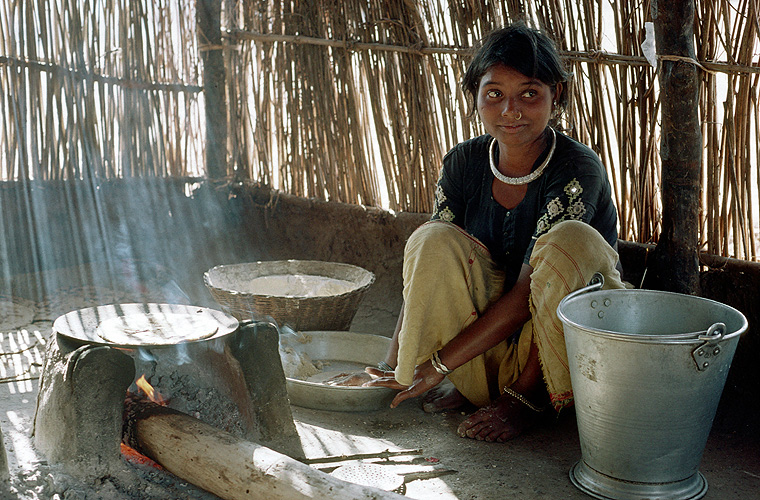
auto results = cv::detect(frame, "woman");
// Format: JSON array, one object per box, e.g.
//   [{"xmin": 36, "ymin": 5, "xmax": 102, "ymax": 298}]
[{"xmin": 364, "ymin": 23, "xmax": 626, "ymax": 443}]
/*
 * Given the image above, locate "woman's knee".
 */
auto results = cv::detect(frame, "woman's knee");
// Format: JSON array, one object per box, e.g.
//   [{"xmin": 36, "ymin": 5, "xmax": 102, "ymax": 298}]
[
  {"xmin": 405, "ymin": 221, "xmax": 488, "ymax": 260},
  {"xmin": 529, "ymin": 220, "xmax": 618, "ymax": 272},
  {"xmin": 545, "ymin": 220, "xmax": 605, "ymax": 245},
  {"xmin": 406, "ymin": 221, "xmax": 460, "ymax": 249},
  {"xmin": 536, "ymin": 220, "xmax": 611, "ymax": 254}
]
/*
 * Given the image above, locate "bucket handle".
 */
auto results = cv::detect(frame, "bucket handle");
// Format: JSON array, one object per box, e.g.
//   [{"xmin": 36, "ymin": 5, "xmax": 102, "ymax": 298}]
[
  {"xmin": 692, "ymin": 322, "xmax": 726, "ymax": 372},
  {"xmin": 563, "ymin": 272, "xmax": 605, "ymax": 302}
]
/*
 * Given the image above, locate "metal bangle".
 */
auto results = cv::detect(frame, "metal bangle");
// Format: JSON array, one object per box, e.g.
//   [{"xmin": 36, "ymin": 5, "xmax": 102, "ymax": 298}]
[
  {"xmin": 431, "ymin": 350, "xmax": 453, "ymax": 376},
  {"xmin": 377, "ymin": 361, "xmax": 394, "ymax": 372},
  {"xmin": 502, "ymin": 387, "xmax": 545, "ymax": 413}
]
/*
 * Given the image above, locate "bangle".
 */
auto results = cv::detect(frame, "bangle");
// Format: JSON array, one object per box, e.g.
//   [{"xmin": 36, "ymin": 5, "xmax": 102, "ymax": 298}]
[
  {"xmin": 431, "ymin": 350, "xmax": 453, "ymax": 376},
  {"xmin": 377, "ymin": 361, "xmax": 394, "ymax": 372},
  {"xmin": 502, "ymin": 387, "xmax": 545, "ymax": 413}
]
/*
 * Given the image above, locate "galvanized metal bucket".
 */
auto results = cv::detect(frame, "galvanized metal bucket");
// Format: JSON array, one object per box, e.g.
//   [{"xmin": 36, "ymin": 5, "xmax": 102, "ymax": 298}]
[{"xmin": 557, "ymin": 275, "xmax": 747, "ymax": 500}]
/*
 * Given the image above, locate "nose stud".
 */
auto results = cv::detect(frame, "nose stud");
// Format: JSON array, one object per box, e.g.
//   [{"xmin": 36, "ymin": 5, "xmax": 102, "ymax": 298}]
[{"xmin": 514, "ymin": 111, "xmax": 522, "ymax": 121}]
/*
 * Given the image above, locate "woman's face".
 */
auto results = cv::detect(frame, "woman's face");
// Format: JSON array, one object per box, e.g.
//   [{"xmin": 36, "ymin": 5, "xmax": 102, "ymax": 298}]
[{"xmin": 476, "ymin": 64, "xmax": 558, "ymax": 149}]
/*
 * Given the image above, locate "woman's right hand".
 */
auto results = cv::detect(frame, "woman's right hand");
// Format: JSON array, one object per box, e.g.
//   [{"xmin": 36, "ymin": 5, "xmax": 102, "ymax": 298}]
[{"xmin": 364, "ymin": 360, "xmax": 445, "ymax": 408}]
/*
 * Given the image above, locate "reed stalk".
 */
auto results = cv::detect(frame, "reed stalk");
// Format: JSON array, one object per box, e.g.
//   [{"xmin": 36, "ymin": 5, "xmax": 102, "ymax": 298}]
[{"xmin": 0, "ymin": 0, "xmax": 757, "ymax": 260}]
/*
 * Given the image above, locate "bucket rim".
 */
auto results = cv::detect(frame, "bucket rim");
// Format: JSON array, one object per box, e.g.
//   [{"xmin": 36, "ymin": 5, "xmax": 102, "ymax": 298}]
[{"xmin": 557, "ymin": 288, "xmax": 748, "ymax": 344}]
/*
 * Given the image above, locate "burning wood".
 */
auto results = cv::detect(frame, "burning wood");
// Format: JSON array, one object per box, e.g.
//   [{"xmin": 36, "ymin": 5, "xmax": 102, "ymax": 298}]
[
  {"xmin": 135, "ymin": 374, "xmax": 167, "ymax": 405},
  {"xmin": 120, "ymin": 443, "xmax": 164, "ymax": 470},
  {"xmin": 122, "ymin": 395, "xmax": 406, "ymax": 500},
  {"xmin": 121, "ymin": 377, "xmax": 167, "ymax": 468}
]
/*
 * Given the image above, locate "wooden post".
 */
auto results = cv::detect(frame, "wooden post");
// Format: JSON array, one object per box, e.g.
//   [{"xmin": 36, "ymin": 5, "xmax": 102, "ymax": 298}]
[
  {"xmin": 645, "ymin": 1, "xmax": 701, "ymax": 294},
  {"xmin": 197, "ymin": 0, "xmax": 228, "ymax": 179}
]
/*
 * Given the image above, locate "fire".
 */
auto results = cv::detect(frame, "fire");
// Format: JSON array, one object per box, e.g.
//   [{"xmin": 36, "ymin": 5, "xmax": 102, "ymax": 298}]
[
  {"xmin": 122, "ymin": 376, "xmax": 167, "ymax": 469},
  {"xmin": 120, "ymin": 443, "xmax": 164, "ymax": 469},
  {"xmin": 135, "ymin": 375, "xmax": 167, "ymax": 405}
]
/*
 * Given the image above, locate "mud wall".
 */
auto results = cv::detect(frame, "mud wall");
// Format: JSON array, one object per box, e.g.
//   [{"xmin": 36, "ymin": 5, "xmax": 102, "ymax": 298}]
[
  {"xmin": 1, "ymin": 179, "xmax": 756, "ymax": 424},
  {"xmin": 0, "ymin": 179, "xmax": 426, "ymax": 334}
]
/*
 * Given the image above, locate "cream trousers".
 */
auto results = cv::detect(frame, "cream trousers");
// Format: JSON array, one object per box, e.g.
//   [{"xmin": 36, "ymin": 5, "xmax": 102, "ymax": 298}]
[{"xmin": 394, "ymin": 219, "xmax": 625, "ymax": 410}]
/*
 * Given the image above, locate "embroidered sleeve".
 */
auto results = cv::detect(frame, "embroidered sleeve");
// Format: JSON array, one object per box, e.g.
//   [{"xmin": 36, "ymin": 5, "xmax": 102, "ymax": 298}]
[
  {"xmin": 534, "ymin": 178, "xmax": 588, "ymax": 237},
  {"xmin": 431, "ymin": 148, "xmax": 466, "ymax": 225},
  {"xmin": 432, "ymin": 182, "xmax": 456, "ymax": 222}
]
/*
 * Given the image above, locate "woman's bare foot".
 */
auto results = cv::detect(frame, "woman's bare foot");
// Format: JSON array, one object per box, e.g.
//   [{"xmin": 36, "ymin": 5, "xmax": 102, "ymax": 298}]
[
  {"xmin": 421, "ymin": 381, "xmax": 468, "ymax": 413},
  {"xmin": 456, "ymin": 391, "xmax": 539, "ymax": 442}
]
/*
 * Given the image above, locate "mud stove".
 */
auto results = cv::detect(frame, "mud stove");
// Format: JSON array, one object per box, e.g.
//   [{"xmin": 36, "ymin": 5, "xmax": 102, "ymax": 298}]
[{"xmin": 33, "ymin": 303, "xmax": 303, "ymax": 482}]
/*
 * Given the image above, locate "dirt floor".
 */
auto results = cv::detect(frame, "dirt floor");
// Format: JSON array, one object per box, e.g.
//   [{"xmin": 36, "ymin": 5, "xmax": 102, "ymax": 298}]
[{"xmin": 0, "ymin": 283, "xmax": 758, "ymax": 500}]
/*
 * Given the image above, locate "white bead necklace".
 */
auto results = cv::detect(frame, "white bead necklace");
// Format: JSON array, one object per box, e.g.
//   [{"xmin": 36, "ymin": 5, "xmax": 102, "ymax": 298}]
[{"xmin": 489, "ymin": 128, "xmax": 557, "ymax": 185}]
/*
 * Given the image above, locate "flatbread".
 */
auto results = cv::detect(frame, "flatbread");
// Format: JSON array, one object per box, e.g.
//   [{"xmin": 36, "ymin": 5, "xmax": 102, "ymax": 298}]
[{"xmin": 95, "ymin": 311, "xmax": 220, "ymax": 345}]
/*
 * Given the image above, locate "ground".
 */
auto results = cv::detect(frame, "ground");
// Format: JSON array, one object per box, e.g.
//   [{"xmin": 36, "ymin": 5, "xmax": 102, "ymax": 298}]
[
  {"xmin": 0, "ymin": 278, "xmax": 758, "ymax": 499},
  {"xmin": 290, "ymin": 391, "xmax": 760, "ymax": 499},
  {"xmin": 295, "ymin": 304, "xmax": 760, "ymax": 500}
]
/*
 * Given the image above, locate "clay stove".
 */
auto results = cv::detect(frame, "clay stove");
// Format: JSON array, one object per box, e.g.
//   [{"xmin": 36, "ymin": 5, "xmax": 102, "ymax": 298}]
[{"xmin": 32, "ymin": 303, "xmax": 303, "ymax": 482}]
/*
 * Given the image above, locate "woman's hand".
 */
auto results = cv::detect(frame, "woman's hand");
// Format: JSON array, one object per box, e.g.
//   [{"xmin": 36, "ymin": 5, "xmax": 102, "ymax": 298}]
[
  {"xmin": 364, "ymin": 360, "xmax": 445, "ymax": 408},
  {"xmin": 323, "ymin": 371, "xmax": 373, "ymax": 386}
]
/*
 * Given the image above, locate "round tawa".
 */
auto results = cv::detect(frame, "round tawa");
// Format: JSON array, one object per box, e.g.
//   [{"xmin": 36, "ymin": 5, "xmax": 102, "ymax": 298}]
[{"xmin": 54, "ymin": 303, "xmax": 239, "ymax": 348}]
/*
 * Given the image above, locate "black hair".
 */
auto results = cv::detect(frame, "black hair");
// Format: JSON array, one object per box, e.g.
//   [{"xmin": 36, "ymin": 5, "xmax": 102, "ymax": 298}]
[{"xmin": 462, "ymin": 23, "xmax": 571, "ymax": 116}]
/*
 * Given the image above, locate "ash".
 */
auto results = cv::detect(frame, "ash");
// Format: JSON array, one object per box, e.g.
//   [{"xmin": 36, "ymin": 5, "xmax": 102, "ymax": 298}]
[
  {"xmin": 149, "ymin": 372, "xmax": 248, "ymax": 437},
  {"xmin": 7, "ymin": 460, "xmax": 223, "ymax": 500}
]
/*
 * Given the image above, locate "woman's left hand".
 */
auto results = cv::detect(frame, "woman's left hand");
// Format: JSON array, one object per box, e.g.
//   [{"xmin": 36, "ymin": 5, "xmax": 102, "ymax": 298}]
[{"xmin": 364, "ymin": 361, "xmax": 445, "ymax": 408}]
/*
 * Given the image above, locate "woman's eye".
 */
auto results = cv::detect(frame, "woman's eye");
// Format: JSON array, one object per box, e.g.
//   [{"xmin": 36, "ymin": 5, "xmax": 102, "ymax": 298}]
[
  {"xmin": 522, "ymin": 90, "xmax": 537, "ymax": 98},
  {"xmin": 486, "ymin": 90, "xmax": 501, "ymax": 98}
]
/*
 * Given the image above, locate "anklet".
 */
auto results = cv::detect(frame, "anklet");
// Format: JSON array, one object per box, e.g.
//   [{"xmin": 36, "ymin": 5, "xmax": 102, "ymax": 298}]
[
  {"xmin": 377, "ymin": 361, "xmax": 394, "ymax": 372},
  {"xmin": 431, "ymin": 350, "xmax": 453, "ymax": 375},
  {"xmin": 503, "ymin": 387, "xmax": 545, "ymax": 412}
]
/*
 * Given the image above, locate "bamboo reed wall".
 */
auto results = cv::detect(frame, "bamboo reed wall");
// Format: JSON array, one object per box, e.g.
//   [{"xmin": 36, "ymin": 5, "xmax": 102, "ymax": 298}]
[
  {"xmin": 0, "ymin": 1, "xmax": 203, "ymax": 180},
  {"xmin": 1, "ymin": 1, "xmax": 759, "ymax": 260}
]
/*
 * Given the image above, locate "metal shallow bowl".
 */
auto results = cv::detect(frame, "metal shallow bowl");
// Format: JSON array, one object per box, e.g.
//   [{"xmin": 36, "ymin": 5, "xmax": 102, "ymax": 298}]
[{"xmin": 281, "ymin": 330, "xmax": 395, "ymax": 412}]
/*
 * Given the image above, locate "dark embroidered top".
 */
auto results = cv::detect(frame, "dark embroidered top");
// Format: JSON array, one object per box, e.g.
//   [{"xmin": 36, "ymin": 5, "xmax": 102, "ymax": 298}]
[{"xmin": 431, "ymin": 129, "xmax": 618, "ymax": 290}]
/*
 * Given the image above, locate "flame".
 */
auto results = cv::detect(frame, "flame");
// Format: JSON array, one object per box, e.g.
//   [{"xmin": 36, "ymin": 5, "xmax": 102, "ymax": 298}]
[
  {"xmin": 120, "ymin": 443, "xmax": 164, "ymax": 469},
  {"xmin": 135, "ymin": 375, "xmax": 167, "ymax": 405}
]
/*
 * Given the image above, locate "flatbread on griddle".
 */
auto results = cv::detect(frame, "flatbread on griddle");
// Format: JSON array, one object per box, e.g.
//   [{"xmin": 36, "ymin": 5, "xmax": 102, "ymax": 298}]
[{"xmin": 95, "ymin": 311, "xmax": 219, "ymax": 345}]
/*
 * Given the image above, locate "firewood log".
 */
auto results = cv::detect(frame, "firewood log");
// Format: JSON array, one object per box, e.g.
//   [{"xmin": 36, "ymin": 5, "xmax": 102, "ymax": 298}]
[{"xmin": 123, "ymin": 396, "xmax": 405, "ymax": 500}]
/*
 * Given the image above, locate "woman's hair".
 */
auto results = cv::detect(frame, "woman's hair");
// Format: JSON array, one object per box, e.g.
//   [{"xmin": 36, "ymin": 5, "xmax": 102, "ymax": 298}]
[{"xmin": 462, "ymin": 23, "xmax": 571, "ymax": 116}]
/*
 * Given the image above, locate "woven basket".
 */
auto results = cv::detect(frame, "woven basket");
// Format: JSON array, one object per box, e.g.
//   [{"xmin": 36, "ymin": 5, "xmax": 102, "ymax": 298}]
[{"xmin": 203, "ymin": 260, "xmax": 375, "ymax": 331}]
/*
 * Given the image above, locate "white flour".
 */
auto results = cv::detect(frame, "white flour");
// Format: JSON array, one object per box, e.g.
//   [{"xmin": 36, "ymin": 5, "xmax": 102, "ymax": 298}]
[
  {"xmin": 279, "ymin": 345, "xmax": 325, "ymax": 380},
  {"xmin": 242, "ymin": 274, "xmax": 355, "ymax": 297}
]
